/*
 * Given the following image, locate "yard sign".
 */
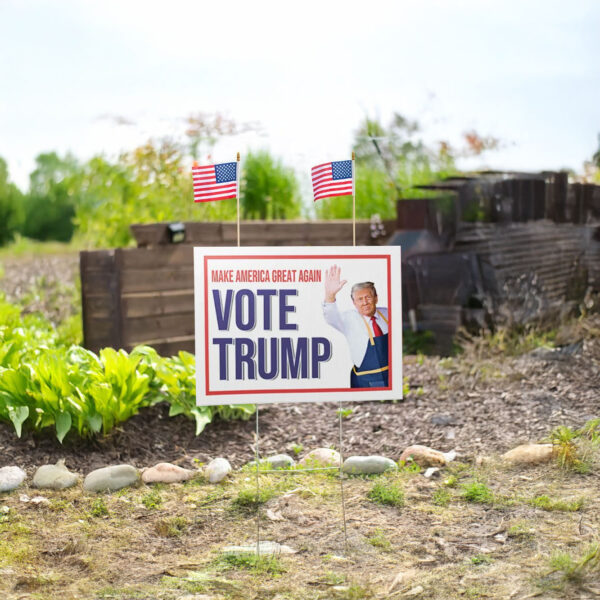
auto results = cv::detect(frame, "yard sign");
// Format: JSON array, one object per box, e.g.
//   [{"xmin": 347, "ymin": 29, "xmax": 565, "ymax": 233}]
[{"xmin": 194, "ymin": 246, "xmax": 402, "ymax": 405}]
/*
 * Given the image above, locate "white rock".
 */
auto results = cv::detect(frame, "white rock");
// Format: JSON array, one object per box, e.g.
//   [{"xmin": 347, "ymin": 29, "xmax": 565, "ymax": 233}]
[
  {"xmin": 399, "ymin": 446, "xmax": 453, "ymax": 468},
  {"xmin": 142, "ymin": 462, "xmax": 196, "ymax": 484},
  {"xmin": 33, "ymin": 460, "xmax": 79, "ymax": 490},
  {"xmin": 205, "ymin": 458, "xmax": 231, "ymax": 483},
  {"xmin": 31, "ymin": 496, "xmax": 50, "ymax": 506},
  {"xmin": 405, "ymin": 585, "xmax": 425, "ymax": 596},
  {"xmin": 342, "ymin": 455, "xmax": 398, "ymax": 475},
  {"xmin": 0, "ymin": 466, "xmax": 27, "ymax": 492},
  {"xmin": 222, "ymin": 541, "xmax": 296, "ymax": 555},
  {"xmin": 502, "ymin": 444, "xmax": 554, "ymax": 465},
  {"xmin": 423, "ymin": 467, "xmax": 440, "ymax": 478},
  {"xmin": 298, "ymin": 448, "xmax": 341, "ymax": 468},
  {"xmin": 83, "ymin": 464, "xmax": 139, "ymax": 493}
]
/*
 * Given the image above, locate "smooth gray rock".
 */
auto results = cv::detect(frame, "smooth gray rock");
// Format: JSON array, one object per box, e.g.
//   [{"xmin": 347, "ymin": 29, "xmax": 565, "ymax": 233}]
[
  {"xmin": 33, "ymin": 460, "xmax": 79, "ymax": 490},
  {"xmin": 430, "ymin": 414, "xmax": 455, "ymax": 426},
  {"xmin": 205, "ymin": 458, "xmax": 231, "ymax": 483},
  {"xmin": 83, "ymin": 464, "xmax": 139, "ymax": 493},
  {"xmin": 342, "ymin": 455, "xmax": 398, "ymax": 475},
  {"xmin": 0, "ymin": 466, "xmax": 27, "ymax": 492}
]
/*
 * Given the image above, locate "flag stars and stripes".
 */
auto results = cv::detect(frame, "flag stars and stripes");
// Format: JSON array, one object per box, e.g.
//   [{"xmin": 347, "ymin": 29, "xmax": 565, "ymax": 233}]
[
  {"xmin": 311, "ymin": 159, "xmax": 354, "ymax": 202},
  {"xmin": 215, "ymin": 162, "xmax": 237, "ymax": 183},
  {"xmin": 192, "ymin": 162, "xmax": 238, "ymax": 203}
]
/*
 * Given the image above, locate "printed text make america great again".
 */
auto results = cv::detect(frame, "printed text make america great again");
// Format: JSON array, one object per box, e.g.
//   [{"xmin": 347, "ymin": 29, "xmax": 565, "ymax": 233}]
[{"xmin": 211, "ymin": 269, "xmax": 321, "ymax": 283}]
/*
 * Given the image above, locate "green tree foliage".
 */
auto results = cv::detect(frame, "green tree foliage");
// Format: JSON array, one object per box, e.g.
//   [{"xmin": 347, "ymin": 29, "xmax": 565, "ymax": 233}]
[
  {"xmin": 74, "ymin": 139, "xmax": 240, "ymax": 248},
  {"xmin": 241, "ymin": 150, "xmax": 301, "ymax": 219},
  {"xmin": 21, "ymin": 152, "xmax": 80, "ymax": 242},
  {"xmin": 316, "ymin": 113, "xmax": 458, "ymax": 219},
  {"xmin": 0, "ymin": 157, "xmax": 23, "ymax": 246}
]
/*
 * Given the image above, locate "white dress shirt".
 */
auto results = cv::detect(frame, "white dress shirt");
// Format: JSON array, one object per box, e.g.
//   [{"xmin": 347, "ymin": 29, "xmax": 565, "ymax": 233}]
[{"xmin": 322, "ymin": 302, "xmax": 389, "ymax": 366}]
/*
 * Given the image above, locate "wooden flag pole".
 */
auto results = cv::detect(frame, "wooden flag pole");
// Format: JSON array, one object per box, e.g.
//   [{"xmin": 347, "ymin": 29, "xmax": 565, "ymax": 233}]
[
  {"xmin": 352, "ymin": 151, "xmax": 356, "ymax": 247},
  {"xmin": 236, "ymin": 152, "xmax": 241, "ymax": 247}
]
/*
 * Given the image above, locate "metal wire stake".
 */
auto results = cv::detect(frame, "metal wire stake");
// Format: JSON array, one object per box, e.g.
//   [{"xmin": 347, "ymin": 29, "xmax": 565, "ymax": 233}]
[
  {"xmin": 338, "ymin": 400, "xmax": 349, "ymax": 552},
  {"xmin": 255, "ymin": 403, "xmax": 260, "ymax": 557}
]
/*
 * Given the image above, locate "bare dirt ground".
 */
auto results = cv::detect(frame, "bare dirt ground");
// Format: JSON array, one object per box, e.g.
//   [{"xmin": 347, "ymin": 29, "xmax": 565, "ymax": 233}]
[{"xmin": 1, "ymin": 253, "xmax": 600, "ymax": 599}]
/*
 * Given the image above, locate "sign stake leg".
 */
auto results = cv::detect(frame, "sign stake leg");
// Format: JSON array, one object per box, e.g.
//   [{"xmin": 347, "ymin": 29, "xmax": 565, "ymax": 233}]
[
  {"xmin": 255, "ymin": 403, "xmax": 261, "ymax": 557},
  {"xmin": 338, "ymin": 400, "xmax": 349, "ymax": 552}
]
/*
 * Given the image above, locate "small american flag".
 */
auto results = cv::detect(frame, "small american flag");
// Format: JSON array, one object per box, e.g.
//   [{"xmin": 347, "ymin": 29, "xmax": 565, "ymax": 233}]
[
  {"xmin": 311, "ymin": 160, "xmax": 353, "ymax": 202},
  {"xmin": 192, "ymin": 162, "xmax": 238, "ymax": 202}
]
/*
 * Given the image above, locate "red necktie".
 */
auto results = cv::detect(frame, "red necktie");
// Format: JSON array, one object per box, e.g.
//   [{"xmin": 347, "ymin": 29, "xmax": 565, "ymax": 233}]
[{"xmin": 371, "ymin": 316, "xmax": 383, "ymax": 337}]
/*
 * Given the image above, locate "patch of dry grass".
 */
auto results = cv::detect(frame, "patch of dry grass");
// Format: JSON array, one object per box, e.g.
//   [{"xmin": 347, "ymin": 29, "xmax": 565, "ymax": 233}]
[{"xmin": 0, "ymin": 450, "xmax": 598, "ymax": 599}]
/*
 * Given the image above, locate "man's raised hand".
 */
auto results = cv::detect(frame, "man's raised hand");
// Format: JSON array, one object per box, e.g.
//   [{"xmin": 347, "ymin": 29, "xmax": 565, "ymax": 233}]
[{"xmin": 324, "ymin": 265, "xmax": 347, "ymax": 303}]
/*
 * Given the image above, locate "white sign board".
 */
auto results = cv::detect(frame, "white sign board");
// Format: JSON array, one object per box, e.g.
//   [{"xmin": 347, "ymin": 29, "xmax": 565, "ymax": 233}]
[{"xmin": 194, "ymin": 246, "xmax": 402, "ymax": 405}]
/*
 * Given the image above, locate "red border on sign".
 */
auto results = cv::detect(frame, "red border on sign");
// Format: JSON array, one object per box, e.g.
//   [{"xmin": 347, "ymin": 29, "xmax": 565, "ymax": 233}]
[{"xmin": 203, "ymin": 254, "xmax": 393, "ymax": 395}]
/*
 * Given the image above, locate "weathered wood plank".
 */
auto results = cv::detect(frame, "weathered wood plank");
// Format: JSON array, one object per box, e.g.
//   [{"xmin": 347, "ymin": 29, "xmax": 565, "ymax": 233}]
[
  {"xmin": 81, "ymin": 272, "xmax": 118, "ymax": 295},
  {"xmin": 122, "ymin": 313, "xmax": 195, "ymax": 346},
  {"xmin": 119, "ymin": 246, "xmax": 194, "ymax": 269},
  {"xmin": 120, "ymin": 268, "xmax": 194, "ymax": 294},
  {"xmin": 80, "ymin": 249, "xmax": 116, "ymax": 270},
  {"xmin": 82, "ymin": 295, "xmax": 114, "ymax": 319},
  {"xmin": 122, "ymin": 291, "xmax": 194, "ymax": 318}
]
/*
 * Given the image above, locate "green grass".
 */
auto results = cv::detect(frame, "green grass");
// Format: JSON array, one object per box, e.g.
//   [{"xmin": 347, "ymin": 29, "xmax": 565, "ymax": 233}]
[
  {"xmin": 507, "ymin": 521, "xmax": 535, "ymax": 540},
  {"xmin": 367, "ymin": 478, "xmax": 405, "ymax": 507},
  {"xmin": 0, "ymin": 235, "xmax": 82, "ymax": 258},
  {"xmin": 232, "ymin": 485, "xmax": 278, "ymax": 510},
  {"xmin": 461, "ymin": 481, "xmax": 494, "ymax": 504},
  {"xmin": 367, "ymin": 528, "xmax": 392, "ymax": 551},
  {"xmin": 432, "ymin": 487, "xmax": 451, "ymax": 506},
  {"xmin": 89, "ymin": 498, "xmax": 109, "ymax": 517},
  {"xmin": 155, "ymin": 516, "xmax": 189, "ymax": 537},
  {"xmin": 540, "ymin": 544, "xmax": 600, "ymax": 592},
  {"xmin": 530, "ymin": 495, "xmax": 584, "ymax": 512},
  {"xmin": 141, "ymin": 487, "xmax": 163, "ymax": 510},
  {"xmin": 219, "ymin": 552, "xmax": 286, "ymax": 574}
]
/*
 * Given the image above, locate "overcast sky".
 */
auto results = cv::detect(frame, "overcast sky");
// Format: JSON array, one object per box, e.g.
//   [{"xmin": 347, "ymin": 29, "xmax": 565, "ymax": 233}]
[{"xmin": 1, "ymin": 0, "xmax": 599, "ymax": 193}]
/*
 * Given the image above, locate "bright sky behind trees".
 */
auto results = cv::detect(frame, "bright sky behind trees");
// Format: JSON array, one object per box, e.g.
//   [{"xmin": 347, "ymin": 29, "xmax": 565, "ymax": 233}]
[{"xmin": 0, "ymin": 0, "xmax": 599, "ymax": 194}]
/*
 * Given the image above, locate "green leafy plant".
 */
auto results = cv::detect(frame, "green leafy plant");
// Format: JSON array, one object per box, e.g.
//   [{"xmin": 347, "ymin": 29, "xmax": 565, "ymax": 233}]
[
  {"xmin": 367, "ymin": 478, "xmax": 405, "ymax": 507},
  {"xmin": 470, "ymin": 554, "xmax": 493, "ymax": 565},
  {"xmin": 141, "ymin": 488, "xmax": 163, "ymax": 510},
  {"xmin": 89, "ymin": 498, "xmax": 109, "ymax": 518},
  {"xmin": 232, "ymin": 486, "xmax": 277, "ymax": 510},
  {"xmin": 579, "ymin": 418, "xmax": 600, "ymax": 442},
  {"xmin": 337, "ymin": 407, "xmax": 354, "ymax": 419},
  {"xmin": 0, "ymin": 300, "xmax": 255, "ymax": 441},
  {"xmin": 462, "ymin": 481, "xmax": 494, "ymax": 504},
  {"xmin": 548, "ymin": 425, "xmax": 580, "ymax": 469}
]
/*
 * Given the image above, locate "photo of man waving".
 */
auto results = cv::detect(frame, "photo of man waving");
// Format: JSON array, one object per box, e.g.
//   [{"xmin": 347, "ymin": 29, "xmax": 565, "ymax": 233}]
[{"xmin": 322, "ymin": 265, "xmax": 389, "ymax": 389}]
